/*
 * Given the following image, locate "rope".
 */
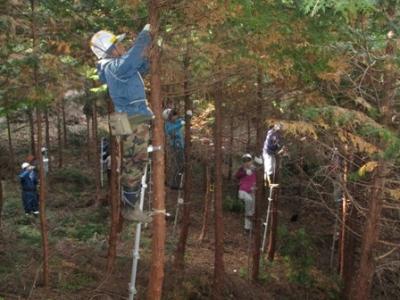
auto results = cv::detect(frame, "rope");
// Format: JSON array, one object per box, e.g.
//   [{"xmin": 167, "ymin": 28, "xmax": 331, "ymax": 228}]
[{"xmin": 152, "ymin": 209, "xmax": 168, "ymax": 216}]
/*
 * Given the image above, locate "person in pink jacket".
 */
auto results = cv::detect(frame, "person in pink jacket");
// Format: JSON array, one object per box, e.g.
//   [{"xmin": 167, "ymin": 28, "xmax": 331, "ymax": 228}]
[{"xmin": 235, "ymin": 153, "xmax": 256, "ymax": 231}]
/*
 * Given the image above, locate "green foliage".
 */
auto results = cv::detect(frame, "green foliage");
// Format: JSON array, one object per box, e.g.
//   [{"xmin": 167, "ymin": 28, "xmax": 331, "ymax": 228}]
[
  {"xmin": 17, "ymin": 225, "xmax": 42, "ymax": 246},
  {"xmin": 51, "ymin": 167, "xmax": 92, "ymax": 187},
  {"xmin": 68, "ymin": 129, "xmax": 89, "ymax": 147},
  {"xmin": 70, "ymin": 223, "xmax": 106, "ymax": 241},
  {"xmin": 223, "ymin": 195, "xmax": 244, "ymax": 213},
  {"xmin": 278, "ymin": 226, "xmax": 315, "ymax": 287},
  {"xmin": 59, "ymin": 270, "xmax": 94, "ymax": 292}
]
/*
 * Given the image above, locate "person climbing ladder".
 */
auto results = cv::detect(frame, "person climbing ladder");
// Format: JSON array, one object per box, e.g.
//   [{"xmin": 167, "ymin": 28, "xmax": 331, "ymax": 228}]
[
  {"xmin": 163, "ymin": 108, "xmax": 185, "ymax": 189},
  {"xmin": 262, "ymin": 123, "xmax": 285, "ymax": 185},
  {"xmin": 90, "ymin": 24, "xmax": 153, "ymax": 222}
]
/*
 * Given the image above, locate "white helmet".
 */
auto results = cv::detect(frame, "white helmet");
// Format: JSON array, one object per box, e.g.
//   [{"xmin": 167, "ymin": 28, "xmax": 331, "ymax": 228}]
[
  {"xmin": 41, "ymin": 147, "xmax": 47, "ymax": 152},
  {"xmin": 21, "ymin": 162, "xmax": 30, "ymax": 169},
  {"xmin": 241, "ymin": 153, "xmax": 252, "ymax": 160},
  {"xmin": 162, "ymin": 108, "xmax": 172, "ymax": 120},
  {"xmin": 274, "ymin": 123, "xmax": 283, "ymax": 131},
  {"xmin": 90, "ymin": 30, "xmax": 126, "ymax": 59}
]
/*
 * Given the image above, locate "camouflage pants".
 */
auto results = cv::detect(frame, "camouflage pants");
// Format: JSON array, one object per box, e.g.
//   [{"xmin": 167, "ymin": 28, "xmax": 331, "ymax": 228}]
[{"xmin": 121, "ymin": 123, "xmax": 150, "ymax": 206}]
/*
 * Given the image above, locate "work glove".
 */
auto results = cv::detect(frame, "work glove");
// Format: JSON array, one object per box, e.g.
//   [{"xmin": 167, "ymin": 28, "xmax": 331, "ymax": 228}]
[
  {"xmin": 254, "ymin": 156, "xmax": 263, "ymax": 165},
  {"xmin": 181, "ymin": 120, "xmax": 185, "ymax": 125},
  {"xmin": 186, "ymin": 110, "xmax": 193, "ymax": 117},
  {"xmin": 245, "ymin": 169, "xmax": 253, "ymax": 176},
  {"xmin": 143, "ymin": 24, "xmax": 151, "ymax": 31}
]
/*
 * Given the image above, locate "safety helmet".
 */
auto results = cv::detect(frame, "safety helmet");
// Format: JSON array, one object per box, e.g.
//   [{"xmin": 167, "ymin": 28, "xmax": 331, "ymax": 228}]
[
  {"xmin": 41, "ymin": 147, "xmax": 47, "ymax": 153},
  {"xmin": 162, "ymin": 108, "xmax": 172, "ymax": 120},
  {"xmin": 274, "ymin": 123, "xmax": 283, "ymax": 131},
  {"xmin": 90, "ymin": 30, "xmax": 126, "ymax": 59},
  {"xmin": 241, "ymin": 153, "xmax": 252, "ymax": 161},
  {"xmin": 21, "ymin": 162, "xmax": 30, "ymax": 169}
]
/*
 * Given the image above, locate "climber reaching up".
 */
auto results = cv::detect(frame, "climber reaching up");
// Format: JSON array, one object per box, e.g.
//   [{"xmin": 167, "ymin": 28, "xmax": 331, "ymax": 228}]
[{"xmin": 262, "ymin": 123, "xmax": 286, "ymax": 185}]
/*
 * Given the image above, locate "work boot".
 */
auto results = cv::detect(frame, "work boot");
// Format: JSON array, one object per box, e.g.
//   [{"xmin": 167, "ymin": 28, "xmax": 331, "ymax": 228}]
[{"xmin": 128, "ymin": 100, "xmax": 154, "ymax": 126}]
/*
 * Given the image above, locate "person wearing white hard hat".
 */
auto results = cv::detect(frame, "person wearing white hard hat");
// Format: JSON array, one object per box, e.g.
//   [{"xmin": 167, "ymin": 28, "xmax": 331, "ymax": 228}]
[
  {"xmin": 235, "ymin": 154, "xmax": 256, "ymax": 231},
  {"xmin": 91, "ymin": 24, "xmax": 153, "ymax": 128},
  {"xmin": 91, "ymin": 24, "xmax": 154, "ymax": 222},
  {"xmin": 262, "ymin": 123, "xmax": 285, "ymax": 185},
  {"xmin": 18, "ymin": 162, "xmax": 39, "ymax": 216},
  {"xmin": 163, "ymin": 108, "xmax": 185, "ymax": 189}
]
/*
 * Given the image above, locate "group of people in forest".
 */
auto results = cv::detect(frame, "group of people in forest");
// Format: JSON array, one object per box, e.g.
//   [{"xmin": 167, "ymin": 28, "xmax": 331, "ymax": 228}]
[
  {"xmin": 235, "ymin": 124, "xmax": 284, "ymax": 231},
  {"xmin": 18, "ymin": 24, "xmax": 285, "ymax": 231}
]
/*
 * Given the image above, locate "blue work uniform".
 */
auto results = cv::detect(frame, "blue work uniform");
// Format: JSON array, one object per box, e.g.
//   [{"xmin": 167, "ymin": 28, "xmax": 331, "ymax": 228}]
[{"xmin": 19, "ymin": 168, "xmax": 39, "ymax": 213}]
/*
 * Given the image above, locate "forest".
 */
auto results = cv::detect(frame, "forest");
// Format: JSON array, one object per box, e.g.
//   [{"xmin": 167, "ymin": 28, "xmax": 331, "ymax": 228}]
[{"xmin": 0, "ymin": 0, "xmax": 399, "ymax": 299}]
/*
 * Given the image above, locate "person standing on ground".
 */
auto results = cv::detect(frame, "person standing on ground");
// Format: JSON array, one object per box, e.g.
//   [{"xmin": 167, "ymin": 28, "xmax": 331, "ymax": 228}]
[
  {"xmin": 235, "ymin": 154, "xmax": 256, "ymax": 231},
  {"xmin": 90, "ymin": 24, "xmax": 153, "ymax": 223},
  {"xmin": 19, "ymin": 162, "xmax": 39, "ymax": 216}
]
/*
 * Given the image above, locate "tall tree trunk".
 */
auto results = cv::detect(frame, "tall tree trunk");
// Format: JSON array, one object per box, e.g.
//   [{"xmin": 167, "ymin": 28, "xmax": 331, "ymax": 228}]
[
  {"xmin": 246, "ymin": 116, "xmax": 251, "ymax": 152},
  {"xmin": 227, "ymin": 118, "xmax": 234, "ymax": 180},
  {"xmin": 44, "ymin": 108, "xmax": 51, "ymax": 172},
  {"xmin": 106, "ymin": 131, "xmax": 121, "ymax": 273},
  {"xmin": 56, "ymin": 101, "xmax": 63, "ymax": 168},
  {"xmin": 338, "ymin": 145, "xmax": 351, "ymax": 276},
  {"xmin": 0, "ymin": 180, "xmax": 3, "ymax": 228},
  {"xmin": 198, "ymin": 163, "xmax": 211, "ymax": 242},
  {"xmin": 92, "ymin": 101, "xmax": 101, "ymax": 206},
  {"xmin": 62, "ymin": 97, "xmax": 67, "ymax": 147},
  {"xmin": 6, "ymin": 113, "xmax": 15, "ymax": 177},
  {"xmin": 36, "ymin": 108, "xmax": 50, "ymax": 286},
  {"xmin": 147, "ymin": 2, "xmax": 167, "ymax": 298},
  {"xmin": 174, "ymin": 54, "xmax": 192, "ymax": 270},
  {"xmin": 213, "ymin": 86, "xmax": 225, "ymax": 300},
  {"xmin": 28, "ymin": 109, "xmax": 36, "ymax": 156},
  {"xmin": 252, "ymin": 68, "xmax": 263, "ymax": 281},
  {"xmin": 267, "ymin": 156, "xmax": 280, "ymax": 261},
  {"xmin": 31, "ymin": 0, "xmax": 49, "ymax": 286},
  {"xmin": 381, "ymin": 6, "xmax": 396, "ymax": 124},
  {"xmin": 86, "ymin": 114, "xmax": 91, "ymax": 161},
  {"xmin": 349, "ymin": 164, "xmax": 386, "ymax": 300}
]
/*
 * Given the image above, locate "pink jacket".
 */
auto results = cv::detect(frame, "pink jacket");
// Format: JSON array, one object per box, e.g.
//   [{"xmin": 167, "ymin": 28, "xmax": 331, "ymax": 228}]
[{"xmin": 235, "ymin": 166, "xmax": 256, "ymax": 193}]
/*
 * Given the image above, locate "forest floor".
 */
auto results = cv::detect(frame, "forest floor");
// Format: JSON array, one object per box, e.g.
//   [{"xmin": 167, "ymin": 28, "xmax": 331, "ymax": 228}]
[{"xmin": 0, "ymin": 125, "xmax": 341, "ymax": 300}]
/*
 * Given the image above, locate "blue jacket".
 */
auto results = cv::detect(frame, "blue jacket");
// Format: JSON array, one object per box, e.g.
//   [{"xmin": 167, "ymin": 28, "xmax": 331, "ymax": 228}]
[
  {"xmin": 263, "ymin": 129, "xmax": 282, "ymax": 155},
  {"xmin": 19, "ymin": 169, "xmax": 38, "ymax": 191},
  {"xmin": 97, "ymin": 28, "xmax": 151, "ymax": 116},
  {"xmin": 165, "ymin": 118, "xmax": 184, "ymax": 149}
]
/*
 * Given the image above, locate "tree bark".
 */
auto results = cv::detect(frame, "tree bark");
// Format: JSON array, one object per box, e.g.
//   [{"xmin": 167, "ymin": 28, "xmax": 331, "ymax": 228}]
[
  {"xmin": 106, "ymin": 132, "xmax": 121, "ymax": 273},
  {"xmin": 0, "ymin": 180, "xmax": 3, "ymax": 228},
  {"xmin": 86, "ymin": 113, "xmax": 91, "ymax": 162},
  {"xmin": 227, "ymin": 118, "xmax": 234, "ymax": 180},
  {"xmin": 213, "ymin": 86, "xmax": 225, "ymax": 300},
  {"xmin": 92, "ymin": 101, "xmax": 101, "ymax": 206},
  {"xmin": 56, "ymin": 101, "xmax": 63, "ymax": 168},
  {"xmin": 36, "ymin": 108, "xmax": 50, "ymax": 287},
  {"xmin": 174, "ymin": 53, "xmax": 192, "ymax": 270},
  {"xmin": 62, "ymin": 97, "xmax": 67, "ymax": 147},
  {"xmin": 6, "ymin": 113, "xmax": 15, "ymax": 177},
  {"xmin": 28, "ymin": 109, "xmax": 36, "ymax": 156},
  {"xmin": 252, "ymin": 68, "xmax": 263, "ymax": 281},
  {"xmin": 349, "ymin": 164, "xmax": 385, "ymax": 300},
  {"xmin": 198, "ymin": 163, "xmax": 211, "ymax": 242},
  {"xmin": 44, "ymin": 108, "xmax": 51, "ymax": 172},
  {"xmin": 147, "ymin": 2, "xmax": 167, "ymax": 298},
  {"xmin": 267, "ymin": 156, "xmax": 280, "ymax": 261},
  {"xmin": 31, "ymin": 0, "xmax": 49, "ymax": 286}
]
